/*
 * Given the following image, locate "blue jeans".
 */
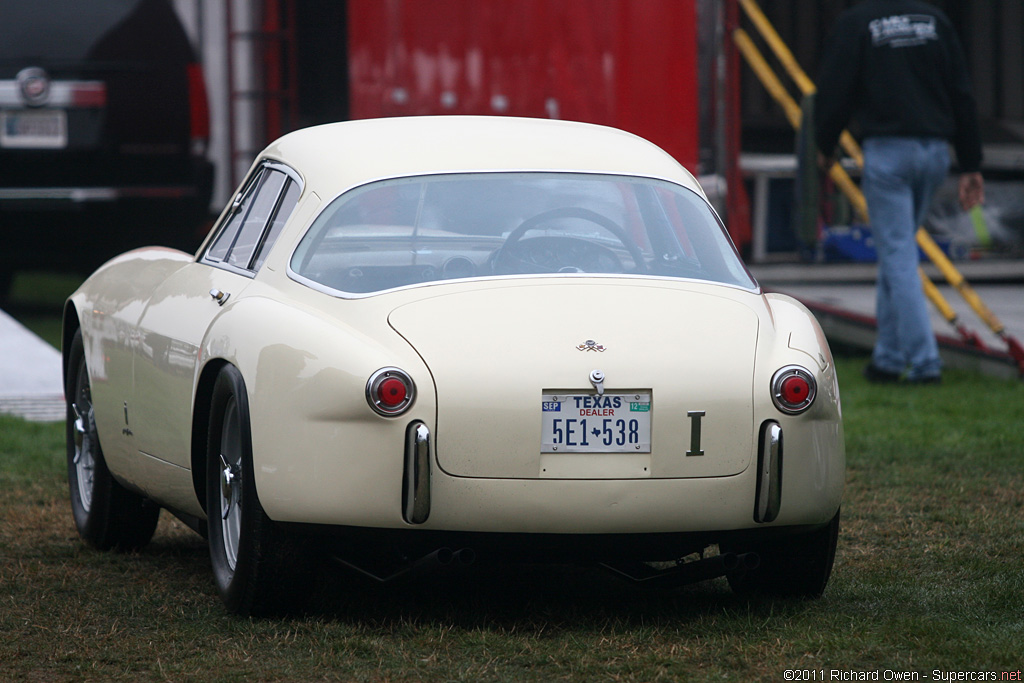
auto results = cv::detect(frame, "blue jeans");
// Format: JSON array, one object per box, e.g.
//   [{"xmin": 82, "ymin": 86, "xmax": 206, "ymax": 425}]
[{"xmin": 862, "ymin": 137, "xmax": 948, "ymax": 380}]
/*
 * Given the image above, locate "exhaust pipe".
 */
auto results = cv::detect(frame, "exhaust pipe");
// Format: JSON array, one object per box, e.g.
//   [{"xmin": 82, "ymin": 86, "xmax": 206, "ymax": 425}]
[
  {"xmin": 453, "ymin": 548, "xmax": 476, "ymax": 566},
  {"xmin": 600, "ymin": 551, "xmax": 761, "ymax": 588},
  {"xmin": 735, "ymin": 552, "xmax": 760, "ymax": 571},
  {"xmin": 414, "ymin": 547, "xmax": 454, "ymax": 571},
  {"xmin": 333, "ymin": 547, "xmax": 478, "ymax": 583}
]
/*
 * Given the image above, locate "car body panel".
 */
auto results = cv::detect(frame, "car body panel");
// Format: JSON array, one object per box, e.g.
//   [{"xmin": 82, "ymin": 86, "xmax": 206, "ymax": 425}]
[
  {"xmin": 74, "ymin": 249, "xmax": 192, "ymax": 479},
  {"xmin": 132, "ymin": 263, "xmax": 251, "ymax": 466},
  {"xmin": 65, "ymin": 115, "xmax": 843, "ymax": 549},
  {"xmin": 388, "ymin": 280, "xmax": 759, "ymax": 479},
  {"xmin": 71, "ymin": 268, "xmax": 843, "ymax": 532},
  {"xmin": 253, "ymin": 116, "xmax": 705, "ymax": 215}
]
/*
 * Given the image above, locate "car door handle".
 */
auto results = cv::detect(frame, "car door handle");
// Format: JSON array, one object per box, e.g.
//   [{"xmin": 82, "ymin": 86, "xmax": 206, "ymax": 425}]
[{"xmin": 209, "ymin": 289, "xmax": 231, "ymax": 306}]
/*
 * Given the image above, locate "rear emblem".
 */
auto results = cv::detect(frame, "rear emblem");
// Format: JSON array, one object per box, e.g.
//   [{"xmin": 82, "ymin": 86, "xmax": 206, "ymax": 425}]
[
  {"xmin": 17, "ymin": 67, "xmax": 50, "ymax": 107},
  {"xmin": 577, "ymin": 340, "xmax": 605, "ymax": 352}
]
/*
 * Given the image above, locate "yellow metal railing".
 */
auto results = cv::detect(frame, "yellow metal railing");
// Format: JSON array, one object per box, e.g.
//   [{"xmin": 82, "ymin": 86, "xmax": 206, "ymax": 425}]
[{"xmin": 735, "ymin": 0, "xmax": 1024, "ymax": 371}]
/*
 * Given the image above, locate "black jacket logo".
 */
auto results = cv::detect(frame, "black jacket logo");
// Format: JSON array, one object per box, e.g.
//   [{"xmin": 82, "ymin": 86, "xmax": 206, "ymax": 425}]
[{"xmin": 868, "ymin": 14, "xmax": 938, "ymax": 48}]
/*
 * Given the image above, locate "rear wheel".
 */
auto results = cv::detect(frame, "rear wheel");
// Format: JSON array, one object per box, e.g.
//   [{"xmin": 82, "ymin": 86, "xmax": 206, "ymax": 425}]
[
  {"xmin": 723, "ymin": 509, "xmax": 840, "ymax": 598},
  {"xmin": 206, "ymin": 364, "xmax": 306, "ymax": 615},
  {"xmin": 66, "ymin": 328, "xmax": 160, "ymax": 551}
]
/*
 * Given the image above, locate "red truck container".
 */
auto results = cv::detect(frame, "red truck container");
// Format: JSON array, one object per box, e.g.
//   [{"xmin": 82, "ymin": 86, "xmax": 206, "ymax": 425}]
[{"xmin": 347, "ymin": 0, "xmax": 700, "ymax": 172}]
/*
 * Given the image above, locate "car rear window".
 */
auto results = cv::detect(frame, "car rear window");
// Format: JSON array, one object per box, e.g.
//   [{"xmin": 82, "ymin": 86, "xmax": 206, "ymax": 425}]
[{"xmin": 289, "ymin": 172, "xmax": 755, "ymax": 295}]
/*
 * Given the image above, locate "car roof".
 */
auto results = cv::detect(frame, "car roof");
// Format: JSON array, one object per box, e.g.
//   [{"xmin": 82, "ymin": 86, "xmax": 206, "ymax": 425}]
[{"xmin": 259, "ymin": 116, "xmax": 704, "ymax": 199}]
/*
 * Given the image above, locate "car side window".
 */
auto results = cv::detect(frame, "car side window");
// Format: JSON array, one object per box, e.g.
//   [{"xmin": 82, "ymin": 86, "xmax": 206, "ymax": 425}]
[
  {"xmin": 252, "ymin": 178, "xmax": 300, "ymax": 271},
  {"xmin": 224, "ymin": 170, "xmax": 286, "ymax": 268},
  {"xmin": 204, "ymin": 163, "xmax": 301, "ymax": 273}
]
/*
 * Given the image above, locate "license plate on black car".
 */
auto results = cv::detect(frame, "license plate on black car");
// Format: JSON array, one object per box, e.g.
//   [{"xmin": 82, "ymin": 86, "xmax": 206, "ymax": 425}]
[{"xmin": 1, "ymin": 109, "xmax": 68, "ymax": 148}]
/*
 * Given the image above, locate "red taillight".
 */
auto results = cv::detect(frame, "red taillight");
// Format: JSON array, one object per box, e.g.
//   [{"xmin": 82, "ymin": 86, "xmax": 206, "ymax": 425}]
[
  {"xmin": 780, "ymin": 375, "xmax": 810, "ymax": 404},
  {"xmin": 771, "ymin": 366, "xmax": 817, "ymax": 415},
  {"xmin": 366, "ymin": 368, "xmax": 416, "ymax": 416},
  {"xmin": 187, "ymin": 62, "xmax": 210, "ymax": 153},
  {"xmin": 70, "ymin": 82, "xmax": 106, "ymax": 108},
  {"xmin": 377, "ymin": 377, "xmax": 408, "ymax": 407}
]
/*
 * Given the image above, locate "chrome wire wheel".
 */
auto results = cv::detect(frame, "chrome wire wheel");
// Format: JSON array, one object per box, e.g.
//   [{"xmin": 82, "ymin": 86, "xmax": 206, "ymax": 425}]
[
  {"xmin": 205, "ymin": 363, "xmax": 309, "ymax": 615},
  {"xmin": 71, "ymin": 364, "xmax": 96, "ymax": 513},
  {"xmin": 218, "ymin": 396, "xmax": 243, "ymax": 572},
  {"xmin": 65, "ymin": 327, "xmax": 160, "ymax": 552}
]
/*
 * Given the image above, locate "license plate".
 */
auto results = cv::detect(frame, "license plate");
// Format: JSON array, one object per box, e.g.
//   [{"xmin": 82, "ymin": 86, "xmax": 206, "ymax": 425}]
[
  {"xmin": 1, "ymin": 109, "xmax": 68, "ymax": 148},
  {"xmin": 541, "ymin": 392, "xmax": 651, "ymax": 453}
]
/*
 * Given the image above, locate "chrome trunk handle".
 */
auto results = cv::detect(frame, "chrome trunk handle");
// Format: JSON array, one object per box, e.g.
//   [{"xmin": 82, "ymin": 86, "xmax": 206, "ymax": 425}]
[{"xmin": 209, "ymin": 289, "xmax": 230, "ymax": 306}]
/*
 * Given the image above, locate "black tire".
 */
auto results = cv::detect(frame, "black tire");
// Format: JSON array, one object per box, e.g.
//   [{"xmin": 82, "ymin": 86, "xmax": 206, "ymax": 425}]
[
  {"xmin": 66, "ymin": 329, "xmax": 160, "ymax": 551},
  {"xmin": 205, "ymin": 364, "xmax": 305, "ymax": 616},
  {"xmin": 724, "ymin": 509, "xmax": 840, "ymax": 598}
]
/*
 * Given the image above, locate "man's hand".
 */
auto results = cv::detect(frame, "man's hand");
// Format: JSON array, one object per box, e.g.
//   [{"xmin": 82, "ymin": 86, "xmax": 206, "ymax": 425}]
[{"xmin": 958, "ymin": 172, "xmax": 985, "ymax": 210}]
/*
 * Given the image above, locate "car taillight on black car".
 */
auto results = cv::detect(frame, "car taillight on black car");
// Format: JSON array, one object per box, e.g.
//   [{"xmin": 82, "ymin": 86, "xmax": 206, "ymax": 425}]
[{"xmin": 187, "ymin": 62, "xmax": 210, "ymax": 156}]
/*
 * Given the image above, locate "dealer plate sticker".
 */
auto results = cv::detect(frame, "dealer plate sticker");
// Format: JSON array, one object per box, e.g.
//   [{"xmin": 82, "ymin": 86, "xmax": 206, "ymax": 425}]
[
  {"xmin": 541, "ymin": 393, "xmax": 651, "ymax": 453},
  {"xmin": 1, "ymin": 109, "xmax": 68, "ymax": 148}
]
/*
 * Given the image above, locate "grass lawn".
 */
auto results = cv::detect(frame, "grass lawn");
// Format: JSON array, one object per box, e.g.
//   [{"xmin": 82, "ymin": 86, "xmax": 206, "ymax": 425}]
[{"xmin": 1, "ymin": 352, "xmax": 1022, "ymax": 682}]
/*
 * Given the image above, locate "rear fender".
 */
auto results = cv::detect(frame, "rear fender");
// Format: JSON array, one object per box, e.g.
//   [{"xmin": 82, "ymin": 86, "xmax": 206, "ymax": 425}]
[{"xmin": 195, "ymin": 294, "xmax": 434, "ymax": 525}]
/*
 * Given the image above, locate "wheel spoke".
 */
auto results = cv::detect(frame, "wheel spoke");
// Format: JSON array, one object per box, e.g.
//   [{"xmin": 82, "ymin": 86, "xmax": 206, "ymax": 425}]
[
  {"xmin": 71, "ymin": 384, "xmax": 97, "ymax": 513},
  {"xmin": 219, "ymin": 453, "xmax": 238, "ymax": 520},
  {"xmin": 71, "ymin": 403, "xmax": 85, "ymax": 462},
  {"xmin": 217, "ymin": 399, "xmax": 243, "ymax": 572}
]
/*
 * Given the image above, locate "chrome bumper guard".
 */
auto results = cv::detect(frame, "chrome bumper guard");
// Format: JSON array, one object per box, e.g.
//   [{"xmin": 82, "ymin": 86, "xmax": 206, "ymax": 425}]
[
  {"xmin": 755, "ymin": 421, "xmax": 782, "ymax": 523},
  {"xmin": 403, "ymin": 422, "xmax": 432, "ymax": 524}
]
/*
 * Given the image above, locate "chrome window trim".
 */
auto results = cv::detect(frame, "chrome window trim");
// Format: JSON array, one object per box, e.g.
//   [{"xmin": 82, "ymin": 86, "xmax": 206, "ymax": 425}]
[
  {"xmin": 288, "ymin": 269, "xmax": 761, "ymax": 300},
  {"xmin": 200, "ymin": 159, "xmax": 303, "ymax": 275}
]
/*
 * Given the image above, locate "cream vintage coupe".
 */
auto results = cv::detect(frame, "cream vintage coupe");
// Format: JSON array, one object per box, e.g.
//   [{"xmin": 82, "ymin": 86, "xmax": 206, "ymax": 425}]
[{"xmin": 63, "ymin": 116, "xmax": 844, "ymax": 614}]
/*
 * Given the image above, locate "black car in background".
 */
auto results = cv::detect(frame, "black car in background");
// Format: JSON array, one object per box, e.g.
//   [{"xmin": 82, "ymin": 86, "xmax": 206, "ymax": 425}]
[{"xmin": 0, "ymin": 0, "xmax": 214, "ymax": 297}]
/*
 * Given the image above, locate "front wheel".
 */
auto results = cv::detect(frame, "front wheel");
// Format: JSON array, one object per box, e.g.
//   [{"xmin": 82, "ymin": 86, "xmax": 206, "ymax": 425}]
[
  {"xmin": 723, "ymin": 509, "xmax": 840, "ymax": 598},
  {"xmin": 66, "ymin": 328, "xmax": 159, "ymax": 551},
  {"xmin": 206, "ymin": 364, "xmax": 306, "ymax": 615}
]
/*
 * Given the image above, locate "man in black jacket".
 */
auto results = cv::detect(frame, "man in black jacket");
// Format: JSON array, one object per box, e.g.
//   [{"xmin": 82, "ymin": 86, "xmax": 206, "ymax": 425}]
[{"xmin": 815, "ymin": 0, "xmax": 984, "ymax": 384}]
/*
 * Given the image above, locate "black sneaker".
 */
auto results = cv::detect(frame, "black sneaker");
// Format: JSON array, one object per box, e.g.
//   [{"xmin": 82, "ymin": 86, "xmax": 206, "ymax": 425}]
[{"xmin": 863, "ymin": 363, "xmax": 901, "ymax": 383}]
